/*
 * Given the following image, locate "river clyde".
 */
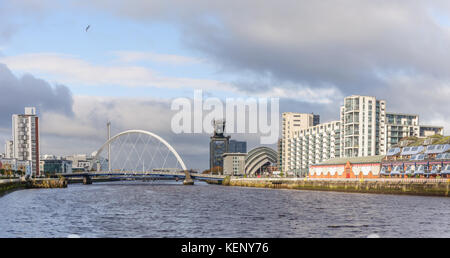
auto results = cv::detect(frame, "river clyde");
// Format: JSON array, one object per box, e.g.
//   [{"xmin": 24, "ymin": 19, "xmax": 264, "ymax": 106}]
[{"xmin": 0, "ymin": 181, "xmax": 449, "ymax": 238}]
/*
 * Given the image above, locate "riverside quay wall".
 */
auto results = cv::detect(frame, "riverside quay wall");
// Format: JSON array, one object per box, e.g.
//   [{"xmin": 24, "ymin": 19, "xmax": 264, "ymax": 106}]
[
  {"xmin": 0, "ymin": 179, "xmax": 25, "ymax": 196},
  {"xmin": 223, "ymin": 177, "xmax": 450, "ymax": 197},
  {"xmin": 0, "ymin": 178, "xmax": 67, "ymax": 196}
]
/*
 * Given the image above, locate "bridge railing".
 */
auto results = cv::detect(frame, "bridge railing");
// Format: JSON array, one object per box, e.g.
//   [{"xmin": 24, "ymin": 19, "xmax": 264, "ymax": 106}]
[{"xmin": 57, "ymin": 171, "xmax": 225, "ymax": 179}]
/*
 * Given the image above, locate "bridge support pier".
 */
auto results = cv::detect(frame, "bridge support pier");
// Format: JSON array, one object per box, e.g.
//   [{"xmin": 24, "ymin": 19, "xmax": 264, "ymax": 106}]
[
  {"xmin": 183, "ymin": 178, "xmax": 194, "ymax": 185},
  {"xmin": 83, "ymin": 176, "xmax": 92, "ymax": 185},
  {"xmin": 183, "ymin": 171, "xmax": 194, "ymax": 185}
]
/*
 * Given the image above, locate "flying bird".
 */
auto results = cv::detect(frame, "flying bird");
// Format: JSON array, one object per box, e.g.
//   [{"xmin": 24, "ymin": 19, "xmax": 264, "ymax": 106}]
[{"xmin": 85, "ymin": 25, "xmax": 90, "ymax": 32}]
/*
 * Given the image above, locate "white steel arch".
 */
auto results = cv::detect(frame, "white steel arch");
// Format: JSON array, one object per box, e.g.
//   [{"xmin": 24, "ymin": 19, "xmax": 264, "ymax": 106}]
[{"xmin": 91, "ymin": 129, "xmax": 187, "ymax": 171}]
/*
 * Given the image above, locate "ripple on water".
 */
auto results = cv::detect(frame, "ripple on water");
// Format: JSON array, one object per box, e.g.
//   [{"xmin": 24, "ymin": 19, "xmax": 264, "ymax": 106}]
[{"xmin": 0, "ymin": 181, "xmax": 450, "ymax": 237}]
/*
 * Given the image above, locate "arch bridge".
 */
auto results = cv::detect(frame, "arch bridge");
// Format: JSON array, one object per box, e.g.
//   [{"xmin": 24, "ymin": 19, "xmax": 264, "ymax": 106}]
[{"xmin": 60, "ymin": 130, "xmax": 224, "ymax": 184}]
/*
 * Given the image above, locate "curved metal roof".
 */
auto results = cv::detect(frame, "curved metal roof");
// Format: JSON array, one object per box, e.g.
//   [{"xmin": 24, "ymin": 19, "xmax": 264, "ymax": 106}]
[{"xmin": 245, "ymin": 147, "xmax": 277, "ymax": 175}]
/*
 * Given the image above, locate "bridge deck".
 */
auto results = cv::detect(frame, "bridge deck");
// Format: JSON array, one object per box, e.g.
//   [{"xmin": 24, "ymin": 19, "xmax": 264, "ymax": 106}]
[{"xmin": 58, "ymin": 171, "xmax": 225, "ymax": 181}]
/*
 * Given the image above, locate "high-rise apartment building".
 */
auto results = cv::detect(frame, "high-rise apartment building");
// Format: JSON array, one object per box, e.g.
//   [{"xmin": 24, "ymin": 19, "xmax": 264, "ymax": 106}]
[
  {"xmin": 4, "ymin": 140, "xmax": 13, "ymax": 159},
  {"xmin": 280, "ymin": 112, "xmax": 319, "ymax": 173},
  {"xmin": 341, "ymin": 95, "xmax": 387, "ymax": 157},
  {"xmin": 12, "ymin": 107, "xmax": 40, "ymax": 177},
  {"xmin": 285, "ymin": 95, "xmax": 443, "ymax": 176}
]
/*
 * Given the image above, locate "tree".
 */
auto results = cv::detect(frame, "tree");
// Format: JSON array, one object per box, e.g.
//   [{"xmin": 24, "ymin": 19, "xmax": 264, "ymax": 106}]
[{"xmin": 211, "ymin": 166, "xmax": 223, "ymax": 175}]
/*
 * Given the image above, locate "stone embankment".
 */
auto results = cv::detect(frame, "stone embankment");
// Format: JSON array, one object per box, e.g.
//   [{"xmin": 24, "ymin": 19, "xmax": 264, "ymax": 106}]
[
  {"xmin": 0, "ymin": 179, "xmax": 25, "ymax": 197},
  {"xmin": 0, "ymin": 178, "xmax": 67, "ymax": 197},
  {"xmin": 223, "ymin": 177, "xmax": 450, "ymax": 197},
  {"xmin": 26, "ymin": 178, "xmax": 67, "ymax": 189}
]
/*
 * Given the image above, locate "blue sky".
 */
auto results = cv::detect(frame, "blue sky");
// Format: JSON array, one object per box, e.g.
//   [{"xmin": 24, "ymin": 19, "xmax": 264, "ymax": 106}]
[{"xmin": 1, "ymin": 9, "xmax": 223, "ymax": 99}]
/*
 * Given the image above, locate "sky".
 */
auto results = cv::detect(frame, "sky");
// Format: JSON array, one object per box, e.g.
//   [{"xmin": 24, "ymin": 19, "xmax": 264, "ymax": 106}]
[{"xmin": 1, "ymin": 0, "xmax": 450, "ymax": 171}]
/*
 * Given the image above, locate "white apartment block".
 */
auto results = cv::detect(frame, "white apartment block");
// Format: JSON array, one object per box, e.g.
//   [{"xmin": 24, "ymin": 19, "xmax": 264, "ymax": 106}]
[
  {"xmin": 341, "ymin": 95, "xmax": 387, "ymax": 157},
  {"xmin": 280, "ymin": 112, "xmax": 319, "ymax": 173},
  {"xmin": 290, "ymin": 120, "xmax": 341, "ymax": 176},
  {"xmin": 12, "ymin": 107, "xmax": 40, "ymax": 177},
  {"xmin": 4, "ymin": 140, "xmax": 13, "ymax": 159},
  {"xmin": 385, "ymin": 113, "xmax": 419, "ymax": 149},
  {"xmin": 384, "ymin": 114, "xmax": 444, "ymax": 148},
  {"xmin": 285, "ymin": 95, "xmax": 444, "ymax": 176}
]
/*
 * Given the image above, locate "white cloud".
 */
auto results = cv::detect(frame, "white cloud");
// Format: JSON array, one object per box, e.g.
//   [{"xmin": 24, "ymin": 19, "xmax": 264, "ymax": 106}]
[
  {"xmin": 1, "ymin": 52, "xmax": 340, "ymax": 104},
  {"xmin": 77, "ymin": 1, "xmax": 450, "ymax": 92},
  {"xmin": 112, "ymin": 51, "xmax": 203, "ymax": 65},
  {"xmin": 41, "ymin": 95, "xmax": 174, "ymax": 138},
  {"xmin": 0, "ymin": 53, "xmax": 231, "ymax": 91},
  {"xmin": 252, "ymin": 85, "xmax": 343, "ymax": 104},
  {"xmin": 380, "ymin": 74, "xmax": 450, "ymax": 135}
]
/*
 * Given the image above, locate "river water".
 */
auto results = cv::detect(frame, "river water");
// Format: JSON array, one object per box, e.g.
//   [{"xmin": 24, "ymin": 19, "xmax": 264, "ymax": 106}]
[{"xmin": 0, "ymin": 181, "xmax": 449, "ymax": 238}]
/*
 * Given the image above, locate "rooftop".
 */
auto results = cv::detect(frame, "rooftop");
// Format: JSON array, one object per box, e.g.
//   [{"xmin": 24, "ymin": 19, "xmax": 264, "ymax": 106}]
[
  {"xmin": 222, "ymin": 152, "xmax": 247, "ymax": 157},
  {"xmin": 314, "ymin": 155, "xmax": 385, "ymax": 166},
  {"xmin": 419, "ymin": 125, "xmax": 444, "ymax": 129},
  {"xmin": 398, "ymin": 135, "xmax": 450, "ymax": 147},
  {"xmin": 386, "ymin": 112, "xmax": 418, "ymax": 117}
]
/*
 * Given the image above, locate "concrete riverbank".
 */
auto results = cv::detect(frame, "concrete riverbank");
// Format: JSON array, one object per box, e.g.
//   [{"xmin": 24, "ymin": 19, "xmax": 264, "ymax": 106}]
[
  {"xmin": 0, "ymin": 178, "xmax": 67, "ymax": 197},
  {"xmin": 223, "ymin": 177, "xmax": 450, "ymax": 197}
]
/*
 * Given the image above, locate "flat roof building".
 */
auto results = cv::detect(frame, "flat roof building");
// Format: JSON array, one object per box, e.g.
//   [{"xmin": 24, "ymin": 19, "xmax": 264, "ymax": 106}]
[
  {"xmin": 223, "ymin": 153, "xmax": 246, "ymax": 176},
  {"xmin": 40, "ymin": 156, "xmax": 73, "ymax": 175}
]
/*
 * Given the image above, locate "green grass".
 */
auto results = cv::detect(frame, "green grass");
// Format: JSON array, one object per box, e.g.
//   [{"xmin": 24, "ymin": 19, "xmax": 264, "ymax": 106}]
[
  {"xmin": 435, "ymin": 136, "xmax": 450, "ymax": 144},
  {"xmin": 401, "ymin": 134, "xmax": 449, "ymax": 146}
]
